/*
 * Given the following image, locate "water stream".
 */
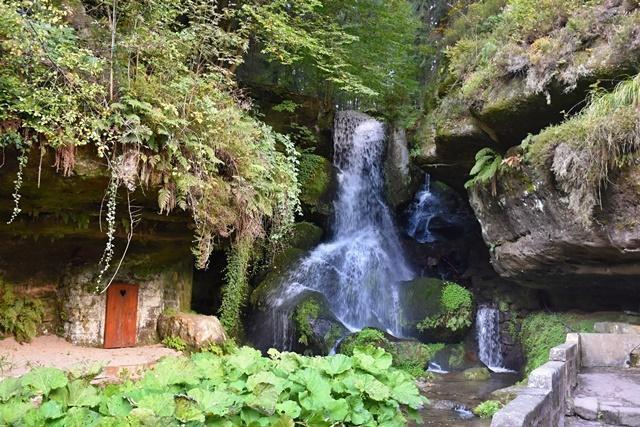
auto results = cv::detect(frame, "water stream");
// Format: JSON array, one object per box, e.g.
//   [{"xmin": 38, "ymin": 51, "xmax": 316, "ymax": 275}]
[
  {"xmin": 476, "ymin": 305, "xmax": 511, "ymax": 372},
  {"xmin": 264, "ymin": 111, "xmax": 414, "ymax": 349}
]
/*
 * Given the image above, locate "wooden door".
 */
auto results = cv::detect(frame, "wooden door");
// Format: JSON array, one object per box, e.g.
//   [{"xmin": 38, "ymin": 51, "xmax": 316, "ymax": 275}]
[{"xmin": 104, "ymin": 283, "xmax": 138, "ymax": 348}]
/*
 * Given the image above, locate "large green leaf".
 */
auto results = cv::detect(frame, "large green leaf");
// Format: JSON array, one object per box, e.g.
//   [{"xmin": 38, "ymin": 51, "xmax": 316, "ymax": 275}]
[
  {"xmin": 148, "ymin": 357, "xmax": 200, "ymax": 387},
  {"xmin": 187, "ymin": 388, "xmax": 237, "ymax": 417},
  {"xmin": 135, "ymin": 393, "xmax": 175, "ymax": 418},
  {"xmin": 60, "ymin": 407, "xmax": 101, "ymax": 427},
  {"xmin": 21, "ymin": 367, "xmax": 68, "ymax": 396},
  {"xmin": 247, "ymin": 382, "xmax": 279, "ymax": 415},
  {"xmin": 39, "ymin": 400, "xmax": 64, "ymax": 420},
  {"xmin": 174, "ymin": 396, "xmax": 205, "ymax": 423},
  {"xmin": 352, "ymin": 347, "xmax": 392, "ymax": 375},
  {"xmin": 100, "ymin": 394, "xmax": 132, "ymax": 417},
  {"xmin": 0, "ymin": 400, "xmax": 32, "ymax": 424},
  {"xmin": 275, "ymin": 400, "xmax": 301, "ymax": 419},
  {"xmin": 226, "ymin": 347, "xmax": 264, "ymax": 375},
  {"xmin": 321, "ymin": 354, "xmax": 352, "ymax": 376},
  {"xmin": 67, "ymin": 380, "xmax": 101, "ymax": 408},
  {"xmin": 390, "ymin": 380, "xmax": 425, "ymax": 409},
  {"xmin": 325, "ymin": 398, "xmax": 349, "ymax": 421},
  {"xmin": 0, "ymin": 377, "xmax": 21, "ymax": 402}
]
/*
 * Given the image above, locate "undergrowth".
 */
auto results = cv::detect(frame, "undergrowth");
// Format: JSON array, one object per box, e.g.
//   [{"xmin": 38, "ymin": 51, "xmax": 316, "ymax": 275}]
[
  {"xmin": 0, "ymin": 347, "xmax": 427, "ymax": 426},
  {"xmin": 528, "ymin": 73, "xmax": 640, "ymax": 224},
  {"xmin": 0, "ymin": 282, "xmax": 44, "ymax": 343}
]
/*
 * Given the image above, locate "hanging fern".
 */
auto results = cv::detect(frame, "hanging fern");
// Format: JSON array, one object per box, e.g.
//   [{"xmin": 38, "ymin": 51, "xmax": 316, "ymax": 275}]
[
  {"xmin": 465, "ymin": 147, "xmax": 503, "ymax": 195},
  {"xmin": 219, "ymin": 238, "xmax": 253, "ymax": 337}
]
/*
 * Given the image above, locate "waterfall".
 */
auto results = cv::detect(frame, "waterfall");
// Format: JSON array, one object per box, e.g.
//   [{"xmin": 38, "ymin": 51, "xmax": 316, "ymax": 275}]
[
  {"xmin": 265, "ymin": 111, "xmax": 414, "ymax": 349},
  {"xmin": 406, "ymin": 174, "xmax": 440, "ymax": 243},
  {"xmin": 476, "ymin": 305, "xmax": 509, "ymax": 372}
]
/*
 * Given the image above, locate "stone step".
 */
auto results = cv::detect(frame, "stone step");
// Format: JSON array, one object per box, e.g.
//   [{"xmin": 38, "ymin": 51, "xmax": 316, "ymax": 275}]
[{"xmin": 573, "ymin": 396, "xmax": 640, "ymax": 426}]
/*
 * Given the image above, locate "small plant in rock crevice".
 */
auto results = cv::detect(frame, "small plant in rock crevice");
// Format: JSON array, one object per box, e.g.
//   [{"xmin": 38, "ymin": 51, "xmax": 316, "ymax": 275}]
[
  {"xmin": 418, "ymin": 282, "xmax": 474, "ymax": 333},
  {"xmin": 465, "ymin": 148, "xmax": 503, "ymax": 196},
  {"xmin": 474, "ymin": 400, "xmax": 503, "ymax": 418},
  {"xmin": 162, "ymin": 336, "xmax": 187, "ymax": 352}
]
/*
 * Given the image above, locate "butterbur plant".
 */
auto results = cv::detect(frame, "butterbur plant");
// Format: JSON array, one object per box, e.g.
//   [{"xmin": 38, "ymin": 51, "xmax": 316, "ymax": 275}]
[{"xmin": 0, "ymin": 346, "xmax": 427, "ymax": 426}]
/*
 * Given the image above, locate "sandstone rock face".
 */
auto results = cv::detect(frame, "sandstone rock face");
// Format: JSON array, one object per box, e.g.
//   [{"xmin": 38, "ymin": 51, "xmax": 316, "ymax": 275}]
[
  {"xmin": 469, "ymin": 163, "xmax": 640, "ymax": 291},
  {"xmin": 158, "ymin": 312, "xmax": 226, "ymax": 349}
]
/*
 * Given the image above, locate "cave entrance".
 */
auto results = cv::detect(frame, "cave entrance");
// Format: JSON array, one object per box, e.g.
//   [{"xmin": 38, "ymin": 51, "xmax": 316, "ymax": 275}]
[{"xmin": 104, "ymin": 283, "xmax": 139, "ymax": 348}]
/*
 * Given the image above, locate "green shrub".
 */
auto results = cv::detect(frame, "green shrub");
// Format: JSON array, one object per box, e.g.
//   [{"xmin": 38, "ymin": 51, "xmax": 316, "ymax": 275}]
[
  {"xmin": 0, "ymin": 346, "xmax": 427, "ymax": 425},
  {"xmin": 474, "ymin": 400, "xmax": 503, "ymax": 418},
  {"xmin": 162, "ymin": 336, "xmax": 187, "ymax": 352},
  {"xmin": 417, "ymin": 282, "xmax": 473, "ymax": 333},
  {"xmin": 0, "ymin": 283, "xmax": 44, "ymax": 343},
  {"xmin": 339, "ymin": 328, "xmax": 389, "ymax": 356}
]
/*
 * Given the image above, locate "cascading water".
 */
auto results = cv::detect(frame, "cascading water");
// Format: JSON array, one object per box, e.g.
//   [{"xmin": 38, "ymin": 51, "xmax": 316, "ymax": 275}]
[
  {"xmin": 476, "ymin": 305, "xmax": 509, "ymax": 372},
  {"xmin": 406, "ymin": 174, "xmax": 440, "ymax": 243},
  {"xmin": 264, "ymin": 111, "xmax": 414, "ymax": 349}
]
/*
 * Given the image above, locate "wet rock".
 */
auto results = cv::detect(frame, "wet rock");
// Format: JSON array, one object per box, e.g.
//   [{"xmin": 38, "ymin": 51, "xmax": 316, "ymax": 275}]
[
  {"xmin": 157, "ymin": 312, "xmax": 226, "ymax": 349},
  {"xmin": 298, "ymin": 153, "xmax": 334, "ymax": 218},
  {"xmin": 384, "ymin": 127, "xmax": 413, "ymax": 207},
  {"xmin": 292, "ymin": 293, "xmax": 347, "ymax": 355}
]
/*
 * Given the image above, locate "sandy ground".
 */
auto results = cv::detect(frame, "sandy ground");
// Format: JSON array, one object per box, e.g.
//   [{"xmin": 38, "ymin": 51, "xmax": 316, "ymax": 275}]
[{"xmin": 0, "ymin": 335, "xmax": 179, "ymax": 379}]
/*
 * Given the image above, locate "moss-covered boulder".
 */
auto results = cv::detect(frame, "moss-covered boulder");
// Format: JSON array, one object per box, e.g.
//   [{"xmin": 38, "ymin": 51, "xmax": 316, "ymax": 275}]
[
  {"xmin": 287, "ymin": 222, "xmax": 323, "ymax": 251},
  {"xmin": 338, "ymin": 327, "xmax": 445, "ymax": 377},
  {"xmin": 399, "ymin": 278, "xmax": 474, "ymax": 343},
  {"xmin": 250, "ymin": 247, "xmax": 305, "ymax": 310},
  {"xmin": 463, "ymin": 367, "xmax": 491, "ymax": 381},
  {"xmin": 298, "ymin": 153, "xmax": 333, "ymax": 216},
  {"xmin": 292, "ymin": 293, "xmax": 347, "ymax": 355}
]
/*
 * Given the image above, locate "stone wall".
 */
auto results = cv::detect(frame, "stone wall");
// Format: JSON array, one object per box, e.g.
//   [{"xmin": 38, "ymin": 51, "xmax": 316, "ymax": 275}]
[
  {"xmin": 61, "ymin": 258, "xmax": 192, "ymax": 346},
  {"xmin": 491, "ymin": 334, "xmax": 581, "ymax": 427}
]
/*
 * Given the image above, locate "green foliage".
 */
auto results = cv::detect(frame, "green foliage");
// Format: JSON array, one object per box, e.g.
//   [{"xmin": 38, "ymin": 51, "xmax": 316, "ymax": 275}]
[
  {"xmin": 0, "ymin": 346, "xmax": 427, "ymax": 425},
  {"xmin": 528, "ymin": 73, "xmax": 640, "ymax": 224},
  {"xmin": 0, "ymin": 282, "xmax": 44, "ymax": 343},
  {"xmin": 439, "ymin": 0, "xmax": 640, "ymax": 102},
  {"xmin": 465, "ymin": 148, "xmax": 503, "ymax": 194},
  {"xmin": 520, "ymin": 312, "xmax": 599, "ymax": 376},
  {"xmin": 293, "ymin": 298, "xmax": 321, "ymax": 346},
  {"xmin": 473, "ymin": 400, "xmax": 503, "ymax": 418},
  {"xmin": 418, "ymin": 282, "xmax": 473, "ymax": 333},
  {"xmin": 162, "ymin": 336, "xmax": 187, "ymax": 352},
  {"xmin": 339, "ymin": 328, "xmax": 389, "ymax": 357},
  {"xmin": 219, "ymin": 239, "xmax": 253, "ymax": 338},
  {"xmin": 339, "ymin": 329, "xmax": 443, "ymax": 378}
]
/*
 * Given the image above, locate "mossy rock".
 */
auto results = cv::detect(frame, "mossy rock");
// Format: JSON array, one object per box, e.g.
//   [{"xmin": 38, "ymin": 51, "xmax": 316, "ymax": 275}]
[
  {"xmin": 298, "ymin": 153, "xmax": 333, "ymax": 215},
  {"xmin": 399, "ymin": 278, "xmax": 474, "ymax": 343},
  {"xmin": 250, "ymin": 248, "xmax": 304, "ymax": 309},
  {"xmin": 287, "ymin": 222, "xmax": 323, "ymax": 251},
  {"xmin": 292, "ymin": 293, "xmax": 347, "ymax": 355},
  {"xmin": 463, "ymin": 367, "xmax": 491, "ymax": 381}
]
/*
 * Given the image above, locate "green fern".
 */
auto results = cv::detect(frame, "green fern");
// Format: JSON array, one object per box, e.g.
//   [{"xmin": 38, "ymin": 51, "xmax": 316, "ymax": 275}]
[
  {"xmin": 0, "ymin": 283, "xmax": 44, "ymax": 343},
  {"xmin": 465, "ymin": 148, "xmax": 503, "ymax": 194}
]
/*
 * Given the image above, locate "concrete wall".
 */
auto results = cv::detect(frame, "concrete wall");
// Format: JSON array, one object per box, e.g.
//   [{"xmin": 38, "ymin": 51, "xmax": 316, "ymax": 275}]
[
  {"xmin": 579, "ymin": 333, "xmax": 640, "ymax": 368},
  {"xmin": 61, "ymin": 259, "xmax": 192, "ymax": 346},
  {"xmin": 491, "ymin": 334, "xmax": 581, "ymax": 427}
]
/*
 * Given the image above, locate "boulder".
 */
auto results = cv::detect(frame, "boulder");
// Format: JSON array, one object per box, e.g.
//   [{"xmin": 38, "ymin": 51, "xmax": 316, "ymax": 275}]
[
  {"xmin": 469, "ymin": 161, "xmax": 640, "ymax": 293},
  {"xmin": 157, "ymin": 312, "xmax": 226, "ymax": 349},
  {"xmin": 384, "ymin": 127, "xmax": 414, "ymax": 207},
  {"xmin": 292, "ymin": 293, "xmax": 348, "ymax": 355},
  {"xmin": 297, "ymin": 153, "xmax": 334, "ymax": 218}
]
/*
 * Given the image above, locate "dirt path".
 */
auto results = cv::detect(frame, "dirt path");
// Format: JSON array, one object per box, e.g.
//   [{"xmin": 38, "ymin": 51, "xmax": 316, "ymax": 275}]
[{"xmin": 0, "ymin": 335, "xmax": 179, "ymax": 379}]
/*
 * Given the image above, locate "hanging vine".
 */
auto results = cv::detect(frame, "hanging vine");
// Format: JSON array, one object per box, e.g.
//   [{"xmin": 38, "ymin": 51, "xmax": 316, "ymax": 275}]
[
  {"xmin": 7, "ymin": 145, "xmax": 30, "ymax": 225},
  {"xmin": 219, "ymin": 237, "xmax": 253, "ymax": 337},
  {"xmin": 95, "ymin": 175, "xmax": 118, "ymax": 291}
]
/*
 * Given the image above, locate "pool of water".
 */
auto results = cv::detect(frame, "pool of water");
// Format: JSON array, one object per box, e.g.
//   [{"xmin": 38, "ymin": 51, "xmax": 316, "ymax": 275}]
[{"xmin": 413, "ymin": 371, "xmax": 520, "ymax": 426}]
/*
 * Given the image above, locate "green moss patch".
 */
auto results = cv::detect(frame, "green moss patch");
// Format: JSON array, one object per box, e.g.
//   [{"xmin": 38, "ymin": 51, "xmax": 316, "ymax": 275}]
[{"xmin": 297, "ymin": 154, "xmax": 332, "ymax": 213}]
